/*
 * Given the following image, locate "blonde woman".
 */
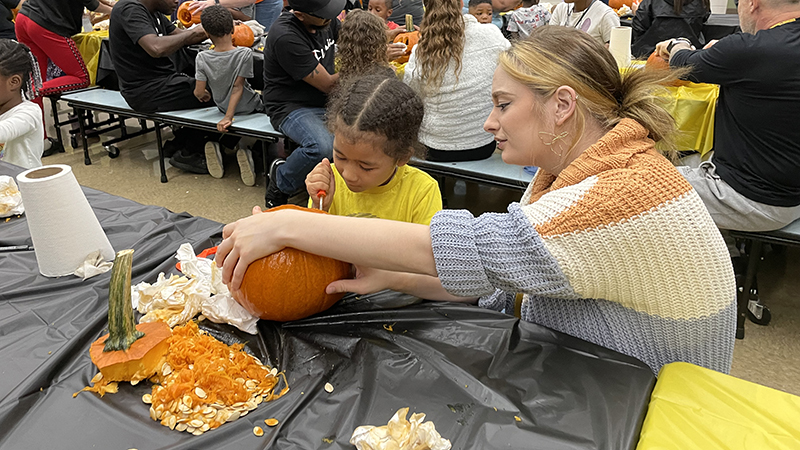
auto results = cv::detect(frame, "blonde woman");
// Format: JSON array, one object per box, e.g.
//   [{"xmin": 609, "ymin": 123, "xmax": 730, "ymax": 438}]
[
  {"xmin": 403, "ymin": 0, "xmax": 510, "ymax": 162},
  {"xmin": 216, "ymin": 26, "xmax": 736, "ymax": 375}
]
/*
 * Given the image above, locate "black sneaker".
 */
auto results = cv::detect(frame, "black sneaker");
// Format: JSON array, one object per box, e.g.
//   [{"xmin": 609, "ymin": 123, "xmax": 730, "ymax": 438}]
[
  {"xmin": 169, "ymin": 149, "xmax": 209, "ymax": 174},
  {"xmin": 161, "ymin": 139, "xmax": 182, "ymax": 158},
  {"xmin": 265, "ymin": 158, "xmax": 288, "ymax": 209},
  {"xmin": 42, "ymin": 138, "xmax": 64, "ymax": 157}
]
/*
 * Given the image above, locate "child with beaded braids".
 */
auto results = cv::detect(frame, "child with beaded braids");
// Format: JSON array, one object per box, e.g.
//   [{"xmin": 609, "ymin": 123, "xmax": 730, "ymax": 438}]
[
  {"xmin": 305, "ymin": 73, "xmax": 442, "ymax": 225},
  {"xmin": 0, "ymin": 39, "xmax": 44, "ymax": 169}
]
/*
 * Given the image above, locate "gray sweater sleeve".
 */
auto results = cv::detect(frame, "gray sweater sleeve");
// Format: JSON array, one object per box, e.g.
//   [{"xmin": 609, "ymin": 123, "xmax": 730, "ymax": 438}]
[{"xmin": 429, "ymin": 204, "xmax": 577, "ymax": 299}]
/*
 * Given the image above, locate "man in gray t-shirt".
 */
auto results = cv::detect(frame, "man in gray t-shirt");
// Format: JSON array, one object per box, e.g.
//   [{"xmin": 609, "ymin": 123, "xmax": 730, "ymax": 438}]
[{"xmin": 195, "ymin": 46, "xmax": 264, "ymax": 116}]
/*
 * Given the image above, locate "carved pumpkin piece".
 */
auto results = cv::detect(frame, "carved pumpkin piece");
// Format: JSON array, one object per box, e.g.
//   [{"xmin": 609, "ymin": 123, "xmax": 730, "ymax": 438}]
[
  {"xmin": 392, "ymin": 31, "xmax": 420, "ymax": 65},
  {"xmin": 88, "ymin": 249, "xmax": 172, "ymax": 383},
  {"xmin": 177, "ymin": 2, "xmax": 201, "ymax": 27},
  {"xmin": 234, "ymin": 205, "xmax": 352, "ymax": 322},
  {"xmin": 232, "ymin": 23, "xmax": 255, "ymax": 47}
]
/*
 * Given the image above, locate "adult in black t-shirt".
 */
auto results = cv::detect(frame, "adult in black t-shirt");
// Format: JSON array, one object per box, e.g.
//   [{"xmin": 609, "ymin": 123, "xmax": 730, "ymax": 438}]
[
  {"xmin": 109, "ymin": 0, "xmax": 212, "ymax": 174},
  {"xmin": 0, "ymin": 0, "xmax": 19, "ymax": 39},
  {"xmin": 15, "ymin": 0, "xmax": 113, "ymax": 155},
  {"xmin": 657, "ymin": 0, "xmax": 800, "ymax": 236},
  {"xmin": 262, "ymin": 0, "xmax": 345, "ymax": 208},
  {"xmin": 631, "ymin": 0, "xmax": 710, "ymax": 58}
]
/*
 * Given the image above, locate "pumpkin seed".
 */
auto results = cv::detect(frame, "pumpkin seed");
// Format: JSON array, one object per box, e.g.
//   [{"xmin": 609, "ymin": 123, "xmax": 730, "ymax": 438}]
[
  {"xmin": 253, "ymin": 426, "xmax": 264, "ymax": 437},
  {"xmin": 91, "ymin": 373, "xmax": 103, "ymax": 383},
  {"xmin": 142, "ymin": 394, "xmax": 152, "ymax": 404},
  {"xmin": 195, "ymin": 387, "xmax": 207, "ymax": 398},
  {"xmin": 226, "ymin": 411, "xmax": 240, "ymax": 422},
  {"xmin": 176, "ymin": 423, "xmax": 188, "ymax": 432},
  {"xmin": 149, "ymin": 406, "xmax": 157, "ymax": 421},
  {"xmin": 182, "ymin": 395, "xmax": 193, "ymax": 408},
  {"xmin": 162, "ymin": 363, "xmax": 172, "ymax": 376},
  {"xmin": 270, "ymin": 368, "xmax": 278, "ymax": 377},
  {"xmin": 245, "ymin": 380, "xmax": 257, "ymax": 389},
  {"xmin": 265, "ymin": 418, "xmax": 279, "ymax": 427},
  {"xmin": 324, "ymin": 383, "xmax": 334, "ymax": 393},
  {"xmin": 200, "ymin": 423, "xmax": 210, "ymax": 432},
  {"xmin": 192, "ymin": 429, "xmax": 204, "ymax": 436},
  {"xmin": 168, "ymin": 415, "xmax": 177, "ymax": 430},
  {"xmin": 186, "ymin": 426, "xmax": 196, "ymax": 433},
  {"xmin": 189, "ymin": 419, "xmax": 204, "ymax": 428}
]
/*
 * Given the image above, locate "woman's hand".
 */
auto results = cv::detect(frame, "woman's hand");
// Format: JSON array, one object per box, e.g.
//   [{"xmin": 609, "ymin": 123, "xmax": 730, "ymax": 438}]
[
  {"xmin": 188, "ymin": 0, "xmax": 214, "ymax": 13},
  {"xmin": 305, "ymin": 158, "xmax": 335, "ymax": 211},
  {"xmin": 216, "ymin": 209, "xmax": 293, "ymax": 291},
  {"xmin": 386, "ymin": 42, "xmax": 407, "ymax": 61},
  {"xmin": 326, "ymin": 265, "xmax": 401, "ymax": 295}
]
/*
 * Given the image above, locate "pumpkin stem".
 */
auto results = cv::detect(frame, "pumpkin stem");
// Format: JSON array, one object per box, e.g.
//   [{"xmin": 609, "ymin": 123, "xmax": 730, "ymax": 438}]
[
  {"xmin": 103, "ymin": 249, "xmax": 144, "ymax": 352},
  {"xmin": 406, "ymin": 14, "xmax": 414, "ymax": 33}
]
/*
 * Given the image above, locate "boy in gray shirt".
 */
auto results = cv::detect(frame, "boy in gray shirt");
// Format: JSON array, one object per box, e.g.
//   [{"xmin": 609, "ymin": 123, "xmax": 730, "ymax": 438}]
[{"xmin": 194, "ymin": 5, "xmax": 264, "ymax": 186}]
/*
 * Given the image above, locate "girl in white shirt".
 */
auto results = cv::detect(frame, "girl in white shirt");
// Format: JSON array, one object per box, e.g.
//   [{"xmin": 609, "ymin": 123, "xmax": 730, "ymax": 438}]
[
  {"xmin": 550, "ymin": 0, "xmax": 620, "ymax": 45},
  {"xmin": 0, "ymin": 39, "xmax": 44, "ymax": 169}
]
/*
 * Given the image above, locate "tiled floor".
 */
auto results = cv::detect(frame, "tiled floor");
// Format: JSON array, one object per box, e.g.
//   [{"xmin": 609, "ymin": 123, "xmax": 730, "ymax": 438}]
[{"xmin": 43, "ymin": 110, "xmax": 800, "ymax": 396}]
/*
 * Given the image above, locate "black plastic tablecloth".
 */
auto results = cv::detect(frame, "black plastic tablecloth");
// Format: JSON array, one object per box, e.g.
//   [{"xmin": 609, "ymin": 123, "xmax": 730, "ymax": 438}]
[{"xmin": 0, "ymin": 161, "xmax": 655, "ymax": 449}]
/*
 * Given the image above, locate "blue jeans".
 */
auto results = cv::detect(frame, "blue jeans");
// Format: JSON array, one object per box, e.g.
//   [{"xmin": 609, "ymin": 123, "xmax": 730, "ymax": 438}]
[
  {"xmin": 255, "ymin": 0, "xmax": 283, "ymax": 31},
  {"xmin": 277, "ymin": 107, "xmax": 334, "ymax": 195}
]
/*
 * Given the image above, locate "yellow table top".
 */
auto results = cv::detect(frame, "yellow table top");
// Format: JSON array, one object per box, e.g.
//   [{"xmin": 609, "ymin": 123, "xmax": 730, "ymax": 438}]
[{"xmin": 637, "ymin": 362, "xmax": 800, "ymax": 450}]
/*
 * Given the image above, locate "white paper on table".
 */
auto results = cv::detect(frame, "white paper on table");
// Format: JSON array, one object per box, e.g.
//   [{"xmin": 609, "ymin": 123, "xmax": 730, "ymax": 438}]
[
  {"xmin": 350, "ymin": 407, "xmax": 452, "ymax": 450},
  {"xmin": 0, "ymin": 176, "xmax": 24, "ymax": 217},
  {"xmin": 73, "ymin": 249, "xmax": 113, "ymax": 280},
  {"xmin": 131, "ymin": 243, "xmax": 259, "ymax": 334}
]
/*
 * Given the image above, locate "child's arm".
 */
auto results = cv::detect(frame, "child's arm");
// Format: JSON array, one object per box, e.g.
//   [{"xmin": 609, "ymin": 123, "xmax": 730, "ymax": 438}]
[
  {"xmin": 194, "ymin": 80, "xmax": 211, "ymax": 103},
  {"xmin": 218, "ymin": 76, "xmax": 246, "ymax": 132},
  {"xmin": 0, "ymin": 106, "xmax": 38, "ymax": 143},
  {"xmin": 305, "ymin": 158, "xmax": 336, "ymax": 211}
]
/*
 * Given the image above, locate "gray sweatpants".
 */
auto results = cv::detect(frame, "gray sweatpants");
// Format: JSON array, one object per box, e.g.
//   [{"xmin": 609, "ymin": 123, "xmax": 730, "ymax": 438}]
[{"xmin": 677, "ymin": 161, "xmax": 800, "ymax": 232}]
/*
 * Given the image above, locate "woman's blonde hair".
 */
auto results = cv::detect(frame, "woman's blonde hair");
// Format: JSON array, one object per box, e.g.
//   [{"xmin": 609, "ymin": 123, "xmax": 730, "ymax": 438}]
[
  {"xmin": 415, "ymin": 0, "xmax": 465, "ymax": 92},
  {"xmin": 337, "ymin": 10, "xmax": 391, "ymax": 80},
  {"xmin": 499, "ymin": 26, "xmax": 687, "ymax": 157}
]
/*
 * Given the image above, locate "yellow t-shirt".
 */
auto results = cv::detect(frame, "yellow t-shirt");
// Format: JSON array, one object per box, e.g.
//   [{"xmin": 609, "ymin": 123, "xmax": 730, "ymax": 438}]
[{"xmin": 308, "ymin": 164, "xmax": 442, "ymax": 225}]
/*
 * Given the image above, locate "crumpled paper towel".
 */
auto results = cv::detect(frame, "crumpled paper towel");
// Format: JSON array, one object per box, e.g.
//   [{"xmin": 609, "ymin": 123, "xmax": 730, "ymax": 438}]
[
  {"xmin": 350, "ymin": 407, "xmax": 452, "ymax": 450},
  {"xmin": 0, "ymin": 176, "xmax": 24, "ymax": 218},
  {"xmin": 74, "ymin": 250, "xmax": 113, "ymax": 280},
  {"xmin": 131, "ymin": 243, "xmax": 259, "ymax": 334}
]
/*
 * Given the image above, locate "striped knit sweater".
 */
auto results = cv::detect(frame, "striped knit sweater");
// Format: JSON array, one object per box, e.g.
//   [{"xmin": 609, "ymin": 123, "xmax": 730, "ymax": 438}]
[{"xmin": 430, "ymin": 119, "xmax": 736, "ymax": 374}]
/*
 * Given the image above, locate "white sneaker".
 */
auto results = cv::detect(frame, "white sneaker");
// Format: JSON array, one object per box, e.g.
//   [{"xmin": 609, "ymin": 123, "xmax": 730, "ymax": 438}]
[
  {"xmin": 205, "ymin": 141, "xmax": 224, "ymax": 179},
  {"xmin": 237, "ymin": 146, "xmax": 256, "ymax": 186}
]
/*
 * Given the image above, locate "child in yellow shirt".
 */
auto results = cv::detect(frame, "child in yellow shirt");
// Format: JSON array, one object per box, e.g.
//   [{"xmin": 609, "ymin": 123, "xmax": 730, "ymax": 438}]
[{"xmin": 306, "ymin": 73, "xmax": 442, "ymax": 225}]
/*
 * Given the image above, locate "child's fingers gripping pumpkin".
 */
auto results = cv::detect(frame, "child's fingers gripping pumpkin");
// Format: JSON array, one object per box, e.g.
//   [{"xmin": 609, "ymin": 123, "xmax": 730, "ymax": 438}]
[{"xmin": 305, "ymin": 158, "xmax": 336, "ymax": 211}]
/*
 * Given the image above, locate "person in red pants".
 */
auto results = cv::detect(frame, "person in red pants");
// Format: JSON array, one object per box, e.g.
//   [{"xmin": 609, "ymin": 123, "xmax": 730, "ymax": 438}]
[{"xmin": 15, "ymin": 0, "xmax": 113, "ymax": 156}]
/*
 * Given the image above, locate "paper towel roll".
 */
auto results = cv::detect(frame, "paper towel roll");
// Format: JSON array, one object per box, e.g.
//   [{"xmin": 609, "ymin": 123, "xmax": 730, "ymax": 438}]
[
  {"xmin": 16, "ymin": 164, "xmax": 115, "ymax": 277},
  {"xmin": 609, "ymin": 26, "xmax": 632, "ymax": 69}
]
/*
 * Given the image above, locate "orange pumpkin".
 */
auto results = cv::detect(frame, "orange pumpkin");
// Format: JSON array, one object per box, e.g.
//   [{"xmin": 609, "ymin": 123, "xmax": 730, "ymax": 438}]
[
  {"xmin": 392, "ymin": 31, "xmax": 420, "ymax": 65},
  {"xmin": 232, "ymin": 23, "xmax": 255, "ymax": 47},
  {"xmin": 609, "ymin": 0, "xmax": 634, "ymax": 10},
  {"xmin": 646, "ymin": 50, "xmax": 670, "ymax": 70},
  {"xmin": 177, "ymin": 2, "xmax": 201, "ymax": 27},
  {"xmin": 89, "ymin": 249, "xmax": 172, "ymax": 384},
  {"xmin": 234, "ymin": 205, "xmax": 353, "ymax": 322}
]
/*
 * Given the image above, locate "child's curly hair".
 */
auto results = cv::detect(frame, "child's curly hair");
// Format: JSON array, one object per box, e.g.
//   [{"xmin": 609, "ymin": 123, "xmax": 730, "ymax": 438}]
[
  {"xmin": 337, "ymin": 9, "xmax": 391, "ymax": 80},
  {"xmin": 328, "ymin": 73, "xmax": 425, "ymax": 161},
  {"xmin": 414, "ymin": 0, "xmax": 464, "ymax": 93},
  {"xmin": 200, "ymin": 5, "xmax": 234, "ymax": 38}
]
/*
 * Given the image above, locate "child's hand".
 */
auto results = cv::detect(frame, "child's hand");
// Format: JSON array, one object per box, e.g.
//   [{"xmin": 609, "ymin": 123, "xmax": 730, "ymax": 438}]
[
  {"xmin": 197, "ymin": 89, "xmax": 211, "ymax": 103},
  {"xmin": 387, "ymin": 43, "xmax": 407, "ymax": 61},
  {"xmin": 305, "ymin": 158, "xmax": 335, "ymax": 211},
  {"xmin": 217, "ymin": 117, "xmax": 233, "ymax": 132}
]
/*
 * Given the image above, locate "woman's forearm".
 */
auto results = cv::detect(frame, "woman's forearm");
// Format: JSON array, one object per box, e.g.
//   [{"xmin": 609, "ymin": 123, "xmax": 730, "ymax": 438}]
[{"xmin": 281, "ymin": 211, "xmax": 437, "ymax": 276}]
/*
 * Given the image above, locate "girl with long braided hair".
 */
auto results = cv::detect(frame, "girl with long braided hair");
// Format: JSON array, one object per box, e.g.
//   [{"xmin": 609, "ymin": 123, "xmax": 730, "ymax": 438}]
[
  {"xmin": 0, "ymin": 39, "xmax": 45, "ymax": 169},
  {"xmin": 304, "ymin": 73, "xmax": 442, "ymax": 225}
]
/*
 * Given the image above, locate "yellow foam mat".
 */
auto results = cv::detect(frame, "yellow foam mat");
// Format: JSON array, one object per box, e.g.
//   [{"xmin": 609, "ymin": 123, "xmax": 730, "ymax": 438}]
[{"xmin": 636, "ymin": 362, "xmax": 800, "ymax": 449}]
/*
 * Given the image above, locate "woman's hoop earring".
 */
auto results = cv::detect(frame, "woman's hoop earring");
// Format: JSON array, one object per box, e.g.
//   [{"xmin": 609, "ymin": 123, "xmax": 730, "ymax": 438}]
[{"xmin": 538, "ymin": 131, "xmax": 569, "ymax": 157}]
